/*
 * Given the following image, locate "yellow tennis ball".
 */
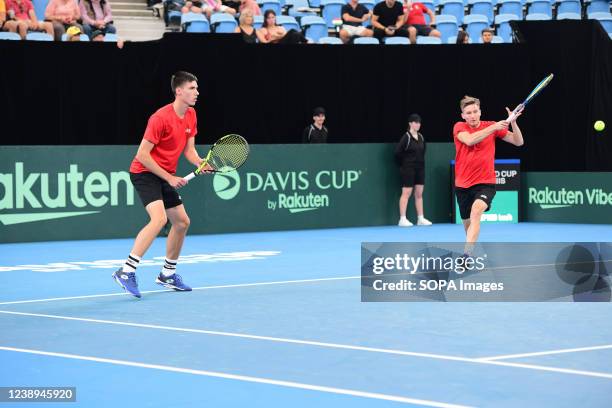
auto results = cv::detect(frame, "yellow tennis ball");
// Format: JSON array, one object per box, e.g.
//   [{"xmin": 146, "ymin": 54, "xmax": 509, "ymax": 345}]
[{"xmin": 594, "ymin": 120, "xmax": 605, "ymax": 131}]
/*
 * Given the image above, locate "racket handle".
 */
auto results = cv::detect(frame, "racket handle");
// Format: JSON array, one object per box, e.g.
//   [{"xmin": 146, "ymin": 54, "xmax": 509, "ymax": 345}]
[{"xmin": 183, "ymin": 172, "xmax": 196, "ymax": 181}]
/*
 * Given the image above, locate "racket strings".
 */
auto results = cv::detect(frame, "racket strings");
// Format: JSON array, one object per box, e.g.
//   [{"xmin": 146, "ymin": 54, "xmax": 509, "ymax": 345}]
[{"xmin": 209, "ymin": 135, "xmax": 249, "ymax": 171}]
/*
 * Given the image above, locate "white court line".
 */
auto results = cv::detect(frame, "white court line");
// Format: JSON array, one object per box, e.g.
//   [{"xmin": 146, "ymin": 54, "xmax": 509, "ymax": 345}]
[
  {"xmin": 2, "ymin": 310, "xmax": 612, "ymax": 380},
  {"xmin": 0, "ymin": 346, "xmax": 471, "ymax": 408},
  {"xmin": 0, "ymin": 276, "xmax": 360, "ymax": 305},
  {"xmin": 479, "ymin": 344, "xmax": 612, "ymax": 361}
]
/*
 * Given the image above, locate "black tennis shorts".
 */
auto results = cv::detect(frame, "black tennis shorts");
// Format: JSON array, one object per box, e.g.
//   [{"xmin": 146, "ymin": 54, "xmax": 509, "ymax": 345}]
[
  {"xmin": 130, "ymin": 172, "xmax": 183, "ymax": 209},
  {"xmin": 455, "ymin": 183, "xmax": 496, "ymax": 220},
  {"xmin": 400, "ymin": 167, "xmax": 425, "ymax": 187}
]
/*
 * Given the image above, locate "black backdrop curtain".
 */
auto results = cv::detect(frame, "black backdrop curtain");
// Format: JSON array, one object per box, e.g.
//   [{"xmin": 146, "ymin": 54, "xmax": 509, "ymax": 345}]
[{"xmin": 1, "ymin": 20, "xmax": 610, "ymax": 171}]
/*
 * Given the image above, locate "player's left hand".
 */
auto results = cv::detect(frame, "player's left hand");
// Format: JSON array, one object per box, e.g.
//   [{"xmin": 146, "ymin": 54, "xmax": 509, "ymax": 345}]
[
  {"xmin": 199, "ymin": 162, "xmax": 214, "ymax": 173},
  {"xmin": 506, "ymin": 105, "xmax": 524, "ymax": 121}
]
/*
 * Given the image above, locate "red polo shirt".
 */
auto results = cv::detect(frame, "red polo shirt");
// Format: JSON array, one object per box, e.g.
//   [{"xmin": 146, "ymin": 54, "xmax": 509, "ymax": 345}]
[
  {"xmin": 130, "ymin": 104, "xmax": 198, "ymax": 174},
  {"xmin": 404, "ymin": 2, "xmax": 428, "ymax": 26},
  {"xmin": 453, "ymin": 121, "xmax": 507, "ymax": 188}
]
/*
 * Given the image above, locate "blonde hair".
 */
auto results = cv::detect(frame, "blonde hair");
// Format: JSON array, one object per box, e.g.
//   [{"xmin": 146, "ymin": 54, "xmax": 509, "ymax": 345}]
[
  {"xmin": 460, "ymin": 95, "xmax": 480, "ymax": 111},
  {"xmin": 239, "ymin": 9, "xmax": 254, "ymax": 25}
]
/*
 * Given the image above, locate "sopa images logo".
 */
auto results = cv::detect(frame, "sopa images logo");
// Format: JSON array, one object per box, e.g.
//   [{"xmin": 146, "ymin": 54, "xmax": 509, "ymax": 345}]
[{"xmin": 213, "ymin": 168, "xmax": 241, "ymax": 200}]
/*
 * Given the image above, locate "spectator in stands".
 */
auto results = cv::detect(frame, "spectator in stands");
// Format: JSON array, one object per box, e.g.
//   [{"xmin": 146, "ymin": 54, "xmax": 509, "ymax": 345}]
[
  {"xmin": 302, "ymin": 107, "xmax": 329, "ymax": 143},
  {"xmin": 371, "ymin": 0, "xmax": 408, "ymax": 41},
  {"xmin": 456, "ymin": 30, "xmax": 469, "ymax": 44},
  {"xmin": 234, "ymin": 8, "xmax": 257, "ymax": 43},
  {"xmin": 45, "ymin": 0, "xmax": 82, "ymax": 41},
  {"xmin": 339, "ymin": 0, "xmax": 373, "ymax": 44},
  {"xmin": 66, "ymin": 24, "xmax": 81, "ymax": 40},
  {"xmin": 5, "ymin": 0, "xmax": 54, "ymax": 39},
  {"xmin": 395, "ymin": 113, "xmax": 432, "ymax": 227},
  {"xmin": 403, "ymin": 0, "xmax": 439, "ymax": 44},
  {"xmin": 0, "ymin": 0, "xmax": 7, "ymax": 32},
  {"xmin": 481, "ymin": 27, "xmax": 493, "ymax": 44},
  {"xmin": 201, "ymin": 0, "xmax": 236, "ymax": 19},
  {"xmin": 258, "ymin": 9, "xmax": 308, "ymax": 44},
  {"xmin": 91, "ymin": 29, "xmax": 104, "ymax": 40},
  {"xmin": 238, "ymin": 0, "xmax": 260, "ymax": 16},
  {"xmin": 91, "ymin": 28, "xmax": 125, "ymax": 47},
  {"xmin": 79, "ymin": 0, "xmax": 116, "ymax": 38}
]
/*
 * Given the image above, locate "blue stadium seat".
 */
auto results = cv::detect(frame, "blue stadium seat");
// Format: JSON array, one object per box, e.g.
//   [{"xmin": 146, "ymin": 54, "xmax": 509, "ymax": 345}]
[
  {"xmin": 556, "ymin": 0, "xmax": 581, "ymax": 16},
  {"xmin": 385, "ymin": 36, "xmax": 411, "ymax": 44},
  {"xmin": 416, "ymin": 35, "xmax": 442, "ymax": 44},
  {"xmin": 0, "ymin": 32, "xmax": 22, "ymax": 40},
  {"xmin": 527, "ymin": 0, "xmax": 553, "ymax": 17},
  {"xmin": 556, "ymin": 11, "xmax": 581, "ymax": 20},
  {"xmin": 360, "ymin": 0, "xmax": 375, "ymax": 11},
  {"xmin": 469, "ymin": 0, "xmax": 494, "ymax": 24},
  {"xmin": 321, "ymin": 0, "xmax": 346, "ymax": 28},
  {"xmin": 254, "ymin": 15, "xmax": 264, "ymax": 29},
  {"xmin": 525, "ymin": 12, "xmax": 552, "ymax": 20},
  {"xmin": 25, "ymin": 32, "xmax": 53, "ymax": 41},
  {"xmin": 497, "ymin": 0, "xmax": 523, "ymax": 20},
  {"xmin": 318, "ymin": 36, "xmax": 343, "ymax": 44},
  {"xmin": 589, "ymin": 12, "xmax": 612, "ymax": 34},
  {"xmin": 491, "ymin": 35, "xmax": 504, "ymax": 42},
  {"xmin": 277, "ymin": 15, "xmax": 301, "ymax": 31},
  {"xmin": 32, "ymin": 0, "xmax": 48, "ymax": 21},
  {"xmin": 439, "ymin": 0, "xmax": 465, "ymax": 24},
  {"xmin": 260, "ymin": 0, "xmax": 282, "ymax": 15},
  {"xmin": 464, "ymin": 14, "xmax": 490, "ymax": 41},
  {"xmin": 104, "ymin": 33, "xmax": 119, "ymax": 42},
  {"xmin": 61, "ymin": 33, "xmax": 91, "ymax": 41},
  {"xmin": 181, "ymin": 12, "xmax": 211, "ymax": 33},
  {"xmin": 353, "ymin": 36, "xmax": 379, "ymax": 44},
  {"xmin": 435, "ymin": 14, "xmax": 459, "ymax": 43},
  {"xmin": 301, "ymin": 15, "xmax": 328, "ymax": 43},
  {"xmin": 587, "ymin": 0, "xmax": 610, "ymax": 15},
  {"xmin": 495, "ymin": 13, "xmax": 518, "ymax": 42},
  {"xmin": 210, "ymin": 13, "xmax": 238, "ymax": 33},
  {"xmin": 286, "ymin": 0, "xmax": 318, "ymax": 17}
]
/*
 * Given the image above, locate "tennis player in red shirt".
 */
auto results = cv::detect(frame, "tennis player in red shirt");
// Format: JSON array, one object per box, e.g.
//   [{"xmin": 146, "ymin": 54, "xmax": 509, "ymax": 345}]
[
  {"xmin": 113, "ymin": 71, "xmax": 211, "ymax": 298},
  {"xmin": 453, "ymin": 95, "xmax": 524, "ymax": 251}
]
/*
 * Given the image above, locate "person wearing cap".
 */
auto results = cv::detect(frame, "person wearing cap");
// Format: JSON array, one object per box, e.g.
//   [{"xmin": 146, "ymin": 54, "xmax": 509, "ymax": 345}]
[
  {"xmin": 79, "ymin": 0, "xmax": 116, "ymax": 38},
  {"xmin": 4, "ymin": 0, "xmax": 54, "ymax": 39},
  {"xmin": 45, "ymin": 0, "xmax": 82, "ymax": 41},
  {"xmin": 302, "ymin": 107, "xmax": 329, "ymax": 143},
  {"xmin": 66, "ymin": 25, "xmax": 81, "ymax": 41},
  {"xmin": 394, "ymin": 113, "xmax": 432, "ymax": 227},
  {"xmin": 480, "ymin": 27, "xmax": 493, "ymax": 44}
]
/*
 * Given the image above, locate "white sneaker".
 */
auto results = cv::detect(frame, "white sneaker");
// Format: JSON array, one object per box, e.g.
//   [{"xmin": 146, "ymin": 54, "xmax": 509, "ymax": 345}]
[
  {"xmin": 417, "ymin": 217, "xmax": 432, "ymax": 226},
  {"xmin": 398, "ymin": 218, "xmax": 413, "ymax": 227}
]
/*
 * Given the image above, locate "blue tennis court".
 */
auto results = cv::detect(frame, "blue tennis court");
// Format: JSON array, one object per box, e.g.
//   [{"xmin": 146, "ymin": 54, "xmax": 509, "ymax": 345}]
[{"xmin": 2, "ymin": 223, "xmax": 612, "ymax": 407}]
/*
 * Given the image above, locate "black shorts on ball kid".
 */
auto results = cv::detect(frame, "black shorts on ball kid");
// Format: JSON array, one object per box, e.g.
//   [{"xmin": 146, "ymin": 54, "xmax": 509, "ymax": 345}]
[
  {"xmin": 130, "ymin": 172, "xmax": 183, "ymax": 209},
  {"xmin": 400, "ymin": 167, "xmax": 425, "ymax": 187},
  {"xmin": 455, "ymin": 183, "xmax": 496, "ymax": 220}
]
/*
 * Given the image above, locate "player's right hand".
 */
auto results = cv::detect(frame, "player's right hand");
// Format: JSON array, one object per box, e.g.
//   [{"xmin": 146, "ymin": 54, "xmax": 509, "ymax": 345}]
[{"xmin": 168, "ymin": 176, "xmax": 188, "ymax": 189}]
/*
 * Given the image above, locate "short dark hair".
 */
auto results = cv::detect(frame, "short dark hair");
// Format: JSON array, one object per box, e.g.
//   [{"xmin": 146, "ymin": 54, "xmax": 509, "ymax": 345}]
[
  {"xmin": 171, "ymin": 71, "xmax": 198, "ymax": 95},
  {"xmin": 481, "ymin": 28, "xmax": 494, "ymax": 35}
]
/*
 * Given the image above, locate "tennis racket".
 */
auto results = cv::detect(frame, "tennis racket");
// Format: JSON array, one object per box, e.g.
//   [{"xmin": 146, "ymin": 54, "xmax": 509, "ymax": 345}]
[
  {"xmin": 506, "ymin": 73, "xmax": 554, "ymax": 122},
  {"xmin": 183, "ymin": 134, "xmax": 249, "ymax": 181}
]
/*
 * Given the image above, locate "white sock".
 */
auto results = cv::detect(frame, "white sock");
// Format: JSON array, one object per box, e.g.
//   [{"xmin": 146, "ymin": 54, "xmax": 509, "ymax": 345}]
[
  {"xmin": 161, "ymin": 258, "xmax": 177, "ymax": 277},
  {"xmin": 122, "ymin": 253, "xmax": 141, "ymax": 273},
  {"xmin": 418, "ymin": 215, "xmax": 426, "ymax": 221},
  {"xmin": 400, "ymin": 215, "xmax": 407, "ymax": 220}
]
